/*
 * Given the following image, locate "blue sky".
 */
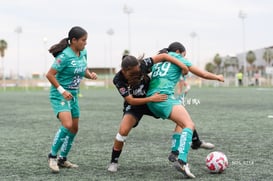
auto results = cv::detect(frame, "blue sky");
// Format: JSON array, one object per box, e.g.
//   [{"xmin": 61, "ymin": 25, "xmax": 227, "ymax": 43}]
[{"xmin": 1, "ymin": 0, "xmax": 273, "ymax": 77}]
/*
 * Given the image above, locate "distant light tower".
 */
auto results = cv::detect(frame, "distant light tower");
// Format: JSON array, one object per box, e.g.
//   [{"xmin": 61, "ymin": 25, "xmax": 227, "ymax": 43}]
[
  {"xmin": 15, "ymin": 26, "xmax": 22, "ymax": 81},
  {"xmin": 238, "ymin": 10, "xmax": 247, "ymax": 85},
  {"xmin": 106, "ymin": 28, "xmax": 114, "ymax": 76},
  {"xmin": 123, "ymin": 4, "xmax": 133, "ymax": 52}
]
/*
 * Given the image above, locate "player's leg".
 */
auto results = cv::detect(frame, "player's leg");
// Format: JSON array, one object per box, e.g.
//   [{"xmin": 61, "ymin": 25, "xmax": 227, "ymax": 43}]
[
  {"xmin": 48, "ymin": 111, "xmax": 72, "ymax": 173},
  {"xmin": 176, "ymin": 79, "xmax": 184, "ymax": 95},
  {"xmin": 108, "ymin": 114, "xmax": 138, "ymax": 172},
  {"xmin": 168, "ymin": 124, "xmax": 182, "ymax": 162},
  {"xmin": 58, "ymin": 117, "xmax": 79, "ymax": 168},
  {"xmin": 48, "ymin": 96, "xmax": 73, "ymax": 173},
  {"xmin": 48, "ymin": 124, "xmax": 68, "ymax": 173},
  {"xmin": 191, "ymin": 128, "xmax": 215, "ymax": 150},
  {"xmin": 169, "ymin": 105, "xmax": 195, "ymax": 178},
  {"xmin": 57, "ymin": 98, "xmax": 80, "ymax": 168},
  {"xmin": 169, "ymin": 125, "xmax": 215, "ymax": 162}
]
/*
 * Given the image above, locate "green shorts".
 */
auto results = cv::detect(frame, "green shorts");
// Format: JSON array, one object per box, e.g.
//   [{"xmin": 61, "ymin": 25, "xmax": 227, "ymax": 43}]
[
  {"xmin": 50, "ymin": 93, "xmax": 80, "ymax": 119},
  {"xmin": 147, "ymin": 95, "xmax": 180, "ymax": 119}
]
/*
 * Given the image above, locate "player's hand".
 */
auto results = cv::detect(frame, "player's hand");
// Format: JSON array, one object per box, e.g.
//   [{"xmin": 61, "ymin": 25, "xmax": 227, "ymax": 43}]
[
  {"xmin": 89, "ymin": 72, "xmax": 97, "ymax": 80},
  {"xmin": 217, "ymin": 74, "xmax": 224, "ymax": 82},
  {"xmin": 63, "ymin": 91, "xmax": 73, "ymax": 100},
  {"xmin": 150, "ymin": 92, "xmax": 168, "ymax": 102},
  {"xmin": 182, "ymin": 67, "xmax": 189, "ymax": 76}
]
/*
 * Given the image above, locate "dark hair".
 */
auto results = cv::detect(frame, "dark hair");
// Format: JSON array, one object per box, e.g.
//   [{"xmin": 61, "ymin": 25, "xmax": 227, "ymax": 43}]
[
  {"xmin": 49, "ymin": 26, "xmax": 87, "ymax": 57},
  {"xmin": 121, "ymin": 55, "xmax": 140, "ymax": 71},
  {"xmin": 158, "ymin": 42, "xmax": 186, "ymax": 54},
  {"xmin": 121, "ymin": 55, "xmax": 149, "ymax": 88}
]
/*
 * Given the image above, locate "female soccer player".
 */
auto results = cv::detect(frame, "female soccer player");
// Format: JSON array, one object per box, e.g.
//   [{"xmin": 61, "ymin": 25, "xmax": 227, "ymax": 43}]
[
  {"xmin": 176, "ymin": 76, "xmax": 190, "ymax": 103},
  {"xmin": 46, "ymin": 26, "xmax": 97, "ymax": 173},
  {"xmin": 147, "ymin": 42, "xmax": 224, "ymax": 178},
  {"xmin": 107, "ymin": 53, "xmax": 214, "ymax": 173},
  {"xmin": 107, "ymin": 54, "xmax": 188, "ymax": 172}
]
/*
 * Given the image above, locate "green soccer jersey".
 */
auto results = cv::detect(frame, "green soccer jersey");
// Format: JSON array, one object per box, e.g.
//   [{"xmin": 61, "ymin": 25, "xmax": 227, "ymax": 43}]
[
  {"xmin": 50, "ymin": 46, "xmax": 87, "ymax": 95},
  {"xmin": 147, "ymin": 52, "xmax": 192, "ymax": 96}
]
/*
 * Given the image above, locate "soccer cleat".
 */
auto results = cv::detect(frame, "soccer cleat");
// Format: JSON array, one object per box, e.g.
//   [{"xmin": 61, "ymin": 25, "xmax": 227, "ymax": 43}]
[
  {"xmin": 200, "ymin": 141, "xmax": 215, "ymax": 149},
  {"xmin": 58, "ymin": 158, "xmax": 79, "ymax": 168},
  {"xmin": 48, "ymin": 154, "xmax": 60, "ymax": 173},
  {"xmin": 173, "ymin": 160, "xmax": 195, "ymax": 178},
  {"xmin": 168, "ymin": 150, "xmax": 179, "ymax": 162},
  {"xmin": 191, "ymin": 140, "xmax": 215, "ymax": 150},
  {"xmin": 107, "ymin": 162, "xmax": 118, "ymax": 172}
]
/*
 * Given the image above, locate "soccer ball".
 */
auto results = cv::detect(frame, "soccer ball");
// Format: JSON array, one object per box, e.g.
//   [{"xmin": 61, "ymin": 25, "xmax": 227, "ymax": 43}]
[{"xmin": 205, "ymin": 151, "xmax": 228, "ymax": 173}]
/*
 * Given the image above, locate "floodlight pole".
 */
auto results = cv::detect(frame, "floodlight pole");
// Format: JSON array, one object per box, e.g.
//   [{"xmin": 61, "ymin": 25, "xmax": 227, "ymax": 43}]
[
  {"xmin": 190, "ymin": 32, "xmax": 198, "ymax": 66},
  {"xmin": 43, "ymin": 37, "xmax": 48, "ymax": 78},
  {"xmin": 15, "ymin": 26, "xmax": 22, "ymax": 84},
  {"xmin": 106, "ymin": 28, "xmax": 114, "ymax": 76},
  {"xmin": 238, "ymin": 10, "xmax": 247, "ymax": 86},
  {"xmin": 123, "ymin": 4, "xmax": 133, "ymax": 52}
]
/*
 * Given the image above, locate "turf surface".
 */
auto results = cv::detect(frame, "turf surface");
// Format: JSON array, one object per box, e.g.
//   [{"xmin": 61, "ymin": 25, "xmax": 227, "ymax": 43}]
[{"xmin": 0, "ymin": 87, "xmax": 272, "ymax": 180}]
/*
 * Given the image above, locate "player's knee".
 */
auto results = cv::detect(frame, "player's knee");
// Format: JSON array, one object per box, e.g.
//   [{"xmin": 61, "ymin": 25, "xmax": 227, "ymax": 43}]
[
  {"xmin": 62, "ymin": 123, "xmax": 73, "ymax": 132},
  {"xmin": 71, "ymin": 126, "xmax": 78, "ymax": 134},
  {"xmin": 115, "ymin": 133, "xmax": 127, "ymax": 142},
  {"xmin": 119, "ymin": 127, "xmax": 131, "ymax": 136}
]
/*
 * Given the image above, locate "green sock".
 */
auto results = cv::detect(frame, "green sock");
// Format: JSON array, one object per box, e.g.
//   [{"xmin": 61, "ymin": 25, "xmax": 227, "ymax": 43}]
[
  {"xmin": 178, "ymin": 128, "xmax": 193, "ymax": 163},
  {"xmin": 59, "ymin": 130, "xmax": 76, "ymax": 158},
  {"xmin": 51, "ymin": 126, "xmax": 69, "ymax": 156},
  {"xmin": 171, "ymin": 132, "xmax": 181, "ymax": 152}
]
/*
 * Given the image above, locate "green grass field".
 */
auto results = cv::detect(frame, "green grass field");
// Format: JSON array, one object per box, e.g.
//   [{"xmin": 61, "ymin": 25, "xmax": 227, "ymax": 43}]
[{"xmin": 0, "ymin": 87, "xmax": 273, "ymax": 181}]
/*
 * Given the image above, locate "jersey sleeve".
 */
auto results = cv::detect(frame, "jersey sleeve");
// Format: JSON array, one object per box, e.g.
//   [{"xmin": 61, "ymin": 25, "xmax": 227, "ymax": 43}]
[
  {"xmin": 140, "ymin": 57, "xmax": 154, "ymax": 74},
  {"xmin": 181, "ymin": 58, "xmax": 192, "ymax": 67},
  {"xmin": 51, "ymin": 53, "xmax": 67, "ymax": 72},
  {"xmin": 168, "ymin": 52, "xmax": 193, "ymax": 67},
  {"xmin": 113, "ymin": 73, "xmax": 129, "ymax": 97}
]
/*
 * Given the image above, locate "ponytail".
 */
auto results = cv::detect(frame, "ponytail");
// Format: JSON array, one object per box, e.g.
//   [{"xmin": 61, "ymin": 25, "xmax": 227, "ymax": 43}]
[
  {"xmin": 49, "ymin": 26, "xmax": 87, "ymax": 57},
  {"xmin": 158, "ymin": 42, "xmax": 185, "ymax": 54},
  {"xmin": 48, "ymin": 38, "xmax": 69, "ymax": 57},
  {"xmin": 158, "ymin": 48, "xmax": 169, "ymax": 54}
]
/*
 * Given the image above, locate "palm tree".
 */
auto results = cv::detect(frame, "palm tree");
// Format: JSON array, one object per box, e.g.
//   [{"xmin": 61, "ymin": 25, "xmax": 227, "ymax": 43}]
[
  {"xmin": 230, "ymin": 57, "xmax": 239, "ymax": 74},
  {"xmin": 223, "ymin": 56, "xmax": 239, "ymax": 77},
  {"xmin": 0, "ymin": 39, "xmax": 8, "ymax": 58},
  {"xmin": 122, "ymin": 49, "xmax": 130, "ymax": 58},
  {"xmin": 205, "ymin": 62, "xmax": 216, "ymax": 73},
  {"xmin": 263, "ymin": 48, "xmax": 273, "ymax": 66},
  {"xmin": 213, "ymin": 53, "xmax": 222, "ymax": 74},
  {"xmin": 0, "ymin": 39, "xmax": 8, "ymax": 90},
  {"xmin": 246, "ymin": 50, "xmax": 256, "ymax": 76}
]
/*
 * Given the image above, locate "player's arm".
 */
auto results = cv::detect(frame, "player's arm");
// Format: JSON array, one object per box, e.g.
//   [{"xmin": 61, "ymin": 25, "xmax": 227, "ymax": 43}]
[
  {"xmin": 189, "ymin": 65, "xmax": 224, "ymax": 82},
  {"xmin": 151, "ymin": 53, "xmax": 189, "ymax": 75},
  {"xmin": 46, "ymin": 68, "xmax": 73, "ymax": 100},
  {"xmin": 46, "ymin": 68, "xmax": 61, "ymax": 89},
  {"xmin": 124, "ymin": 93, "xmax": 167, "ymax": 106}
]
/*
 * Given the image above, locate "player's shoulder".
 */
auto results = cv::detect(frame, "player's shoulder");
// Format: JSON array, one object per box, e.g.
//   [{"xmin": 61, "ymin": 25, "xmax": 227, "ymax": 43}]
[
  {"xmin": 140, "ymin": 57, "xmax": 153, "ymax": 74},
  {"xmin": 56, "ymin": 47, "xmax": 70, "ymax": 60},
  {"xmin": 80, "ymin": 49, "xmax": 87, "ymax": 56},
  {"xmin": 113, "ymin": 70, "xmax": 126, "ymax": 84}
]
